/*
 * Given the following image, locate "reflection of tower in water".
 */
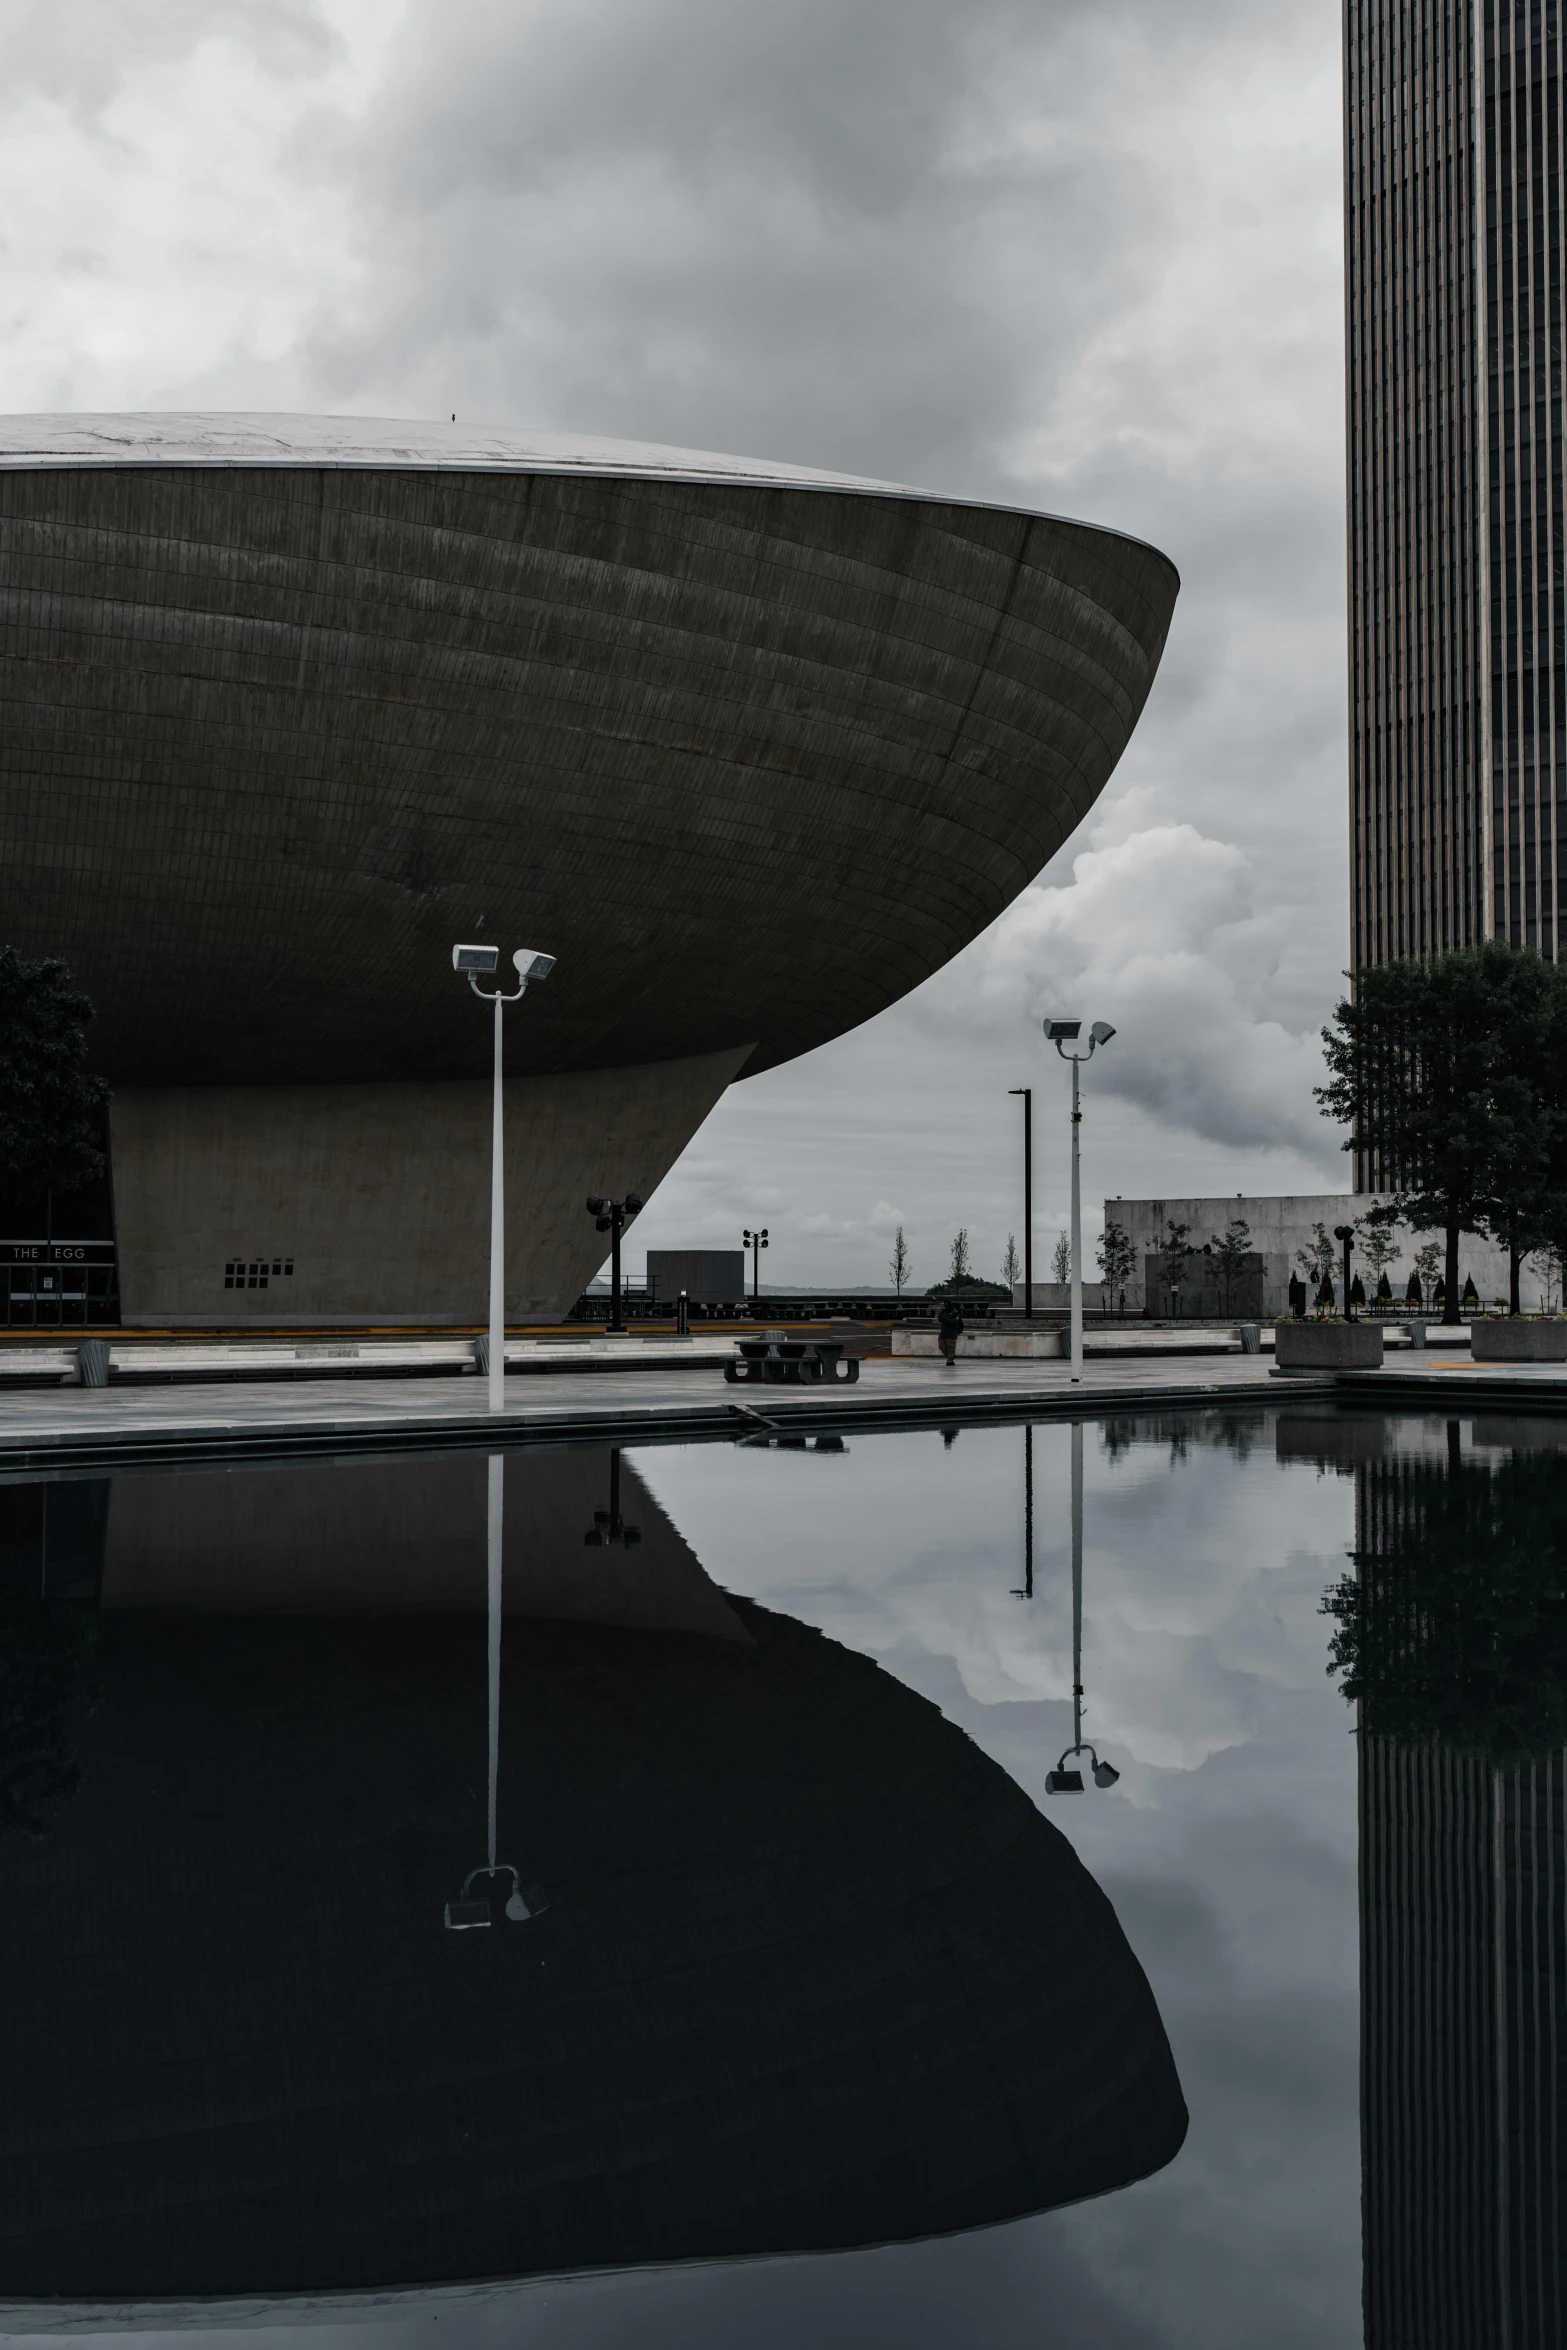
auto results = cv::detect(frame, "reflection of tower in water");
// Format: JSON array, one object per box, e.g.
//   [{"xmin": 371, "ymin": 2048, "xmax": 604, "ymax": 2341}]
[{"xmin": 1349, "ymin": 1446, "xmax": 1566, "ymax": 2348}]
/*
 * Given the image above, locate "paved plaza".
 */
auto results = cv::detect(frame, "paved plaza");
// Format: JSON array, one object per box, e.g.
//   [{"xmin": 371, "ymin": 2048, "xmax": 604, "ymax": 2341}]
[
  {"xmin": 3, "ymin": 1345, "xmax": 1566, "ymax": 1472},
  {"xmin": 0, "ymin": 1352, "xmax": 1321, "ymax": 1471}
]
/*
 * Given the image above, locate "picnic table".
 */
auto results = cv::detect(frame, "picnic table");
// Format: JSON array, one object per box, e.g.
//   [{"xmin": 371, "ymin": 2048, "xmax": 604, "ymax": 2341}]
[{"xmin": 725, "ymin": 1335, "xmax": 860, "ymax": 1386}]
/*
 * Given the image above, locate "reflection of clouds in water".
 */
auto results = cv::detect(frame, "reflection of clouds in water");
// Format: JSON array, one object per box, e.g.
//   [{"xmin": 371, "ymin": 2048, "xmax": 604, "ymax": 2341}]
[
  {"xmin": 635, "ymin": 1423, "xmax": 1352, "ymax": 1783},
  {"xmin": 635, "ymin": 1419, "xmax": 1362, "ymax": 2350}
]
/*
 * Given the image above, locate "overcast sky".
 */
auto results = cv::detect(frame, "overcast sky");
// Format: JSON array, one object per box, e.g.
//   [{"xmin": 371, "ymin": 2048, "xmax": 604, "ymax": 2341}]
[{"xmin": 2, "ymin": 0, "xmax": 1350, "ymax": 1288}]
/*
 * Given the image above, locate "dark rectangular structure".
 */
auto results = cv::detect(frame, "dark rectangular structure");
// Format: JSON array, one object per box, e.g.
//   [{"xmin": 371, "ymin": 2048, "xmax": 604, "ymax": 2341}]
[
  {"xmin": 645, "ymin": 1249, "xmax": 747, "ymax": 1305},
  {"xmin": 1345, "ymin": 2, "xmax": 1567, "ymax": 965}
]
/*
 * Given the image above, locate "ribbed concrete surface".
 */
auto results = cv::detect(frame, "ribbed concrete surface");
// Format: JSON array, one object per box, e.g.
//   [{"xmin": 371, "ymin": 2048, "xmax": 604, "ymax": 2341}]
[{"xmin": 0, "ymin": 420, "xmax": 1177, "ymax": 1088}]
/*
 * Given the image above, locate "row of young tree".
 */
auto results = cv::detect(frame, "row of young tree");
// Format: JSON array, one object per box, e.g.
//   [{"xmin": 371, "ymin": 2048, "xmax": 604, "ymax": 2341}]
[
  {"xmin": 1318, "ymin": 939, "xmax": 1567, "ymax": 1317},
  {"xmin": 887, "ymin": 1224, "xmax": 1078, "ymax": 1298}
]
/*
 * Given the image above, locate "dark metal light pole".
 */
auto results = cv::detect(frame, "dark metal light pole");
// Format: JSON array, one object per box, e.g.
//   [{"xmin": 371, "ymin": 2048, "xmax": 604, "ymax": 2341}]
[
  {"xmin": 1334, "ymin": 1222, "xmax": 1355, "ymax": 1320},
  {"xmin": 1009, "ymin": 1087, "xmax": 1033, "ymax": 1318},
  {"xmin": 743, "ymin": 1225, "xmax": 769, "ymax": 1303},
  {"xmin": 586, "ymin": 1195, "xmax": 644, "ymax": 1332}
]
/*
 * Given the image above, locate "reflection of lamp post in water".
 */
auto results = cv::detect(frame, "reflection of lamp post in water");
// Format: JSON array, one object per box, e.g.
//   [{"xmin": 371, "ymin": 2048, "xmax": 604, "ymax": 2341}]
[
  {"xmin": 1045, "ymin": 1422, "xmax": 1120, "ymax": 1793},
  {"xmin": 1011, "ymin": 1423, "xmax": 1035, "ymax": 1600},
  {"xmin": 445, "ymin": 1453, "xmax": 548, "ymax": 1930},
  {"xmin": 584, "ymin": 1448, "xmax": 641, "ymax": 1547}
]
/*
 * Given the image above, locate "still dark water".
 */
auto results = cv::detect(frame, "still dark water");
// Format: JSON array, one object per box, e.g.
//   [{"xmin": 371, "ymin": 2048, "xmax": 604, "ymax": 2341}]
[{"xmin": 1, "ymin": 1403, "xmax": 1562, "ymax": 2347}]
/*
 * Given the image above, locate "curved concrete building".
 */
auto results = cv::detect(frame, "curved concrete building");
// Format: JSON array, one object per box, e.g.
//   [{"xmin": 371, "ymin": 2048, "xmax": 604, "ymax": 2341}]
[{"xmin": 0, "ymin": 415, "xmax": 1179, "ymax": 1323}]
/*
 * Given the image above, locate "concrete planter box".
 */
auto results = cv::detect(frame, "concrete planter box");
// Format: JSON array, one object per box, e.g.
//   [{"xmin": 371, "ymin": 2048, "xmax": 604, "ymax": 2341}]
[
  {"xmin": 1470, "ymin": 1319, "xmax": 1567, "ymax": 1362},
  {"xmin": 891, "ymin": 1329, "xmax": 1064, "ymax": 1360},
  {"xmin": 1274, "ymin": 1320, "xmax": 1383, "ymax": 1372}
]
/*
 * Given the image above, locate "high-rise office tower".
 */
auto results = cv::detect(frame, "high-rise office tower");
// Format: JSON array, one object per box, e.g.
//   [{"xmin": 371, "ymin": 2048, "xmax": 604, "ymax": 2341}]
[{"xmin": 1346, "ymin": 4, "xmax": 1567, "ymax": 965}]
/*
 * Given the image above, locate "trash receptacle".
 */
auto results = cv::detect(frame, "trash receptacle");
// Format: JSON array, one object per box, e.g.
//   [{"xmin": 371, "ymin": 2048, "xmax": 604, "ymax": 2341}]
[
  {"xmin": 76, "ymin": 1338, "xmax": 111, "ymax": 1388},
  {"xmin": 1239, "ymin": 1323, "xmax": 1262, "ymax": 1355}
]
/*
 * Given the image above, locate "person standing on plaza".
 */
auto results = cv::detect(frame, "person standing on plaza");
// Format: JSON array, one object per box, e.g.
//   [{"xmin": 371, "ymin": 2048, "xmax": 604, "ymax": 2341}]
[{"xmin": 937, "ymin": 1297, "xmax": 966, "ymax": 1368}]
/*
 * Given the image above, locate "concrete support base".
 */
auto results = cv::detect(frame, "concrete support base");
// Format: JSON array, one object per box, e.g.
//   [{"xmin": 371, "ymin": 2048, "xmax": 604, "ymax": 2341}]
[{"xmin": 108, "ymin": 1045, "xmax": 751, "ymax": 1326}]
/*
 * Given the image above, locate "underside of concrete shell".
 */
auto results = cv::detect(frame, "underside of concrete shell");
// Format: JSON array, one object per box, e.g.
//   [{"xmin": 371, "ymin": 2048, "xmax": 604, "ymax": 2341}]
[{"xmin": 0, "ymin": 415, "xmax": 1179, "ymax": 1323}]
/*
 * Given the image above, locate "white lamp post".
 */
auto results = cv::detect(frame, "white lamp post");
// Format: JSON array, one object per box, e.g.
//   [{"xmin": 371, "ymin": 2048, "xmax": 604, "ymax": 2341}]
[
  {"xmin": 1044, "ymin": 1018, "xmax": 1115, "ymax": 1384},
  {"xmin": 452, "ymin": 944, "xmax": 556, "ymax": 1413}
]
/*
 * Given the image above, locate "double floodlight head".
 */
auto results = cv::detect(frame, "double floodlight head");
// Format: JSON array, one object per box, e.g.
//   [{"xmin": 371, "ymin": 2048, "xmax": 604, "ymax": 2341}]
[
  {"xmin": 451, "ymin": 943, "xmax": 556, "ymax": 992},
  {"xmin": 743, "ymin": 1226, "xmax": 769, "ymax": 1246},
  {"xmin": 1333, "ymin": 1223, "xmax": 1354, "ymax": 1243},
  {"xmin": 1046, "ymin": 1743, "xmax": 1119, "ymax": 1795},
  {"xmin": 585, "ymin": 1193, "xmax": 644, "ymax": 1230},
  {"xmin": 1044, "ymin": 1016, "xmax": 1116, "ymax": 1060}
]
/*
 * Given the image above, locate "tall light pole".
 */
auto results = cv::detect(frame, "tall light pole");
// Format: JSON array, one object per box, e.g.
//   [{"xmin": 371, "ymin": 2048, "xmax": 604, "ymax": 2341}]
[
  {"xmin": 452, "ymin": 944, "xmax": 556, "ymax": 1413},
  {"xmin": 1045, "ymin": 1019, "xmax": 1115, "ymax": 1385},
  {"xmin": 1008, "ymin": 1087, "xmax": 1033, "ymax": 1318},
  {"xmin": 743, "ymin": 1225, "xmax": 769, "ymax": 1304}
]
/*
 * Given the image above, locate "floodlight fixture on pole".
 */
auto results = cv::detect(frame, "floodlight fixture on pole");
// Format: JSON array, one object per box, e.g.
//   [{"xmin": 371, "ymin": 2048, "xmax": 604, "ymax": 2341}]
[
  {"xmin": 743, "ymin": 1225, "xmax": 770, "ymax": 1303},
  {"xmin": 1008, "ymin": 1088, "xmax": 1033, "ymax": 1319},
  {"xmin": 1045, "ymin": 1018, "xmax": 1116, "ymax": 1382},
  {"xmin": 452, "ymin": 943, "xmax": 556, "ymax": 1412}
]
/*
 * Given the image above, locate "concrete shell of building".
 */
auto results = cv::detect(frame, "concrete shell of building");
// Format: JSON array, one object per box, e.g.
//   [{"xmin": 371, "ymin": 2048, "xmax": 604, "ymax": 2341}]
[{"xmin": 0, "ymin": 414, "xmax": 1178, "ymax": 1324}]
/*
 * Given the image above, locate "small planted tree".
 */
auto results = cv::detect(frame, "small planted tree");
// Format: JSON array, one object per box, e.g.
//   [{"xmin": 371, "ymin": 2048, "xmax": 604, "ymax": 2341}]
[
  {"xmin": 1051, "ymin": 1230, "xmax": 1072, "ymax": 1286},
  {"xmin": 1412, "ymin": 1240, "xmax": 1442, "ymax": 1309},
  {"xmin": 1462, "ymin": 1274, "xmax": 1480, "ymax": 1315},
  {"xmin": 888, "ymin": 1225, "xmax": 911, "ymax": 1298},
  {"xmin": 925, "ymin": 1223, "xmax": 1009, "ymax": 1302},
  {"xmin": 1157, "ymin": 1217, "xmax": 1196, "ymax": 1316},
  {"xmin": 1097, "ymin": 1216, "xmax": 1136, "ymax": 1315},
  {"xmin": 1209, "ymin": 1215, "xmax": 1252, "ymax": 1314},
  {"xmin": 1296, "ymin": 1221, "xmax": 1337, "ymax": 1295},
  {"xmin": 1358, "ymin": 1208, "xmax": 1401, "ymax": 1312},
  {"xmin": 1000, "ymin": 1233, "xmax": 1021, "ymax": 1291},
  {"xmin": 0, "ymin": 947, "xmax": 108, "ymax": 1212}
]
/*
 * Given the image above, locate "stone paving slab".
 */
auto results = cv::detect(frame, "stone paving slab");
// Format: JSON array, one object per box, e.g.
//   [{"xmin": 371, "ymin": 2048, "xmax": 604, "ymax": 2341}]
[{"xmin": 0, "ymin": 1353, "xmax": 1316, "ymax": 1474}]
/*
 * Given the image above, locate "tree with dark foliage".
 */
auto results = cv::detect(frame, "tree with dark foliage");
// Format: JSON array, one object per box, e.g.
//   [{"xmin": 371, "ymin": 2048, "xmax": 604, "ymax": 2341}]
[
  {"xmin": 1317, "ymin": 942, "xmax": 1565, "ymax": 1316},
  {"xmin": 0, "ymin": 947, "xmax": 108, "ymax": 1212}
]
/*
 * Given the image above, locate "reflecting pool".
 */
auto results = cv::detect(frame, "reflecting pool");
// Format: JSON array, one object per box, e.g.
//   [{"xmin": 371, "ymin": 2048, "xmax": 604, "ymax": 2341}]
[{"xmin": 1, "ymin": 1403, "xmax": 1562, "ymax": 2347}]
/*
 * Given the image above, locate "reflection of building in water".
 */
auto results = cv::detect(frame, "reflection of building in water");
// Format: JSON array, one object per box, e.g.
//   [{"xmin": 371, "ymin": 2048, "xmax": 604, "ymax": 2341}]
[
  {"xmin": 1360, "ymin": 1738, "xmax": 1565, "ymax": 2348},
  {"xmin": 0, "ymin": 1447, "xmax": 1187, "ymax": 2303},
  {"xmin": 1345, "ymin": 1448, "xmax": 1567, "ymax": 2349}
]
